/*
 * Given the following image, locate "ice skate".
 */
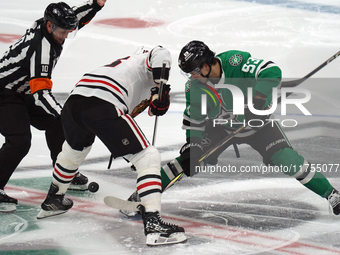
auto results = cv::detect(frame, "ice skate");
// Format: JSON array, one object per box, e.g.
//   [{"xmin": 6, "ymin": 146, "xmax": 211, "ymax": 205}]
[
  {"xmin": 138, "ymin": 205, "xmax": 187, "ymax": 246},
  {"xmin": 327, "ymin": 188, "xmax": 340, "ymax": 215},
  {"xmin": 0, "ymin": 189, "xmax": 18, "ymax": 213},
  {"xmin": 37, "ymin": 183, "xmax": 73, "ymax": 219},
  {"xmin": 68, "ymin": 172, "xmax": 89, "ymax": 191},
  {"xmin": 120, "ymin": 190, "xmax": 140, "ymax": 217}
]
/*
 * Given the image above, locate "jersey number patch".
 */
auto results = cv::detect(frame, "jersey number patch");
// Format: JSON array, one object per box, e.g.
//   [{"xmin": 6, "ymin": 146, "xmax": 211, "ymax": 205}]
[{"xmin": 241, "ymin": 57, "xmax": 261, "ymax": 74}]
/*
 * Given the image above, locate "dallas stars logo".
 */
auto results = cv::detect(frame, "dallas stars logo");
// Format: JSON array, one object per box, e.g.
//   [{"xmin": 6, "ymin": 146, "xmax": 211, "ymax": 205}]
[{"xmin": 229, "ymin": 54, "xmax": 243, "ymax": 66}]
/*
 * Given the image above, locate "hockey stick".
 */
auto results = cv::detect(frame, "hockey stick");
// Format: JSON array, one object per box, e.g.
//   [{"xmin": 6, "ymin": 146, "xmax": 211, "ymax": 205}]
[
  {"xmin": 104, "ymin": 196, "xmax": 141, "ymax": 211},
  {"xmin": 199, "ymin": 125, "xmax": 246, "ymax": 162},
  {"xmin": 104, "ymin": 175, "xmax": 185, "ymax": 212},
  {"xmin": 152, "ymin": 61, "xmax": 167, "ymax": 146},
  {"xmin": 163, "ymin": 172, "xmax": 184, "ymax": 191},
  {"xmin": 103, "ymin": 173, "xmax": 185, "ymax": 211},
  {"xmin": 281, "ymin": 50, "xmax": 340, "ymax": 88},
  {"xmin": 278, "ymin": 50, "xmax": 340, "ymax": 104}
]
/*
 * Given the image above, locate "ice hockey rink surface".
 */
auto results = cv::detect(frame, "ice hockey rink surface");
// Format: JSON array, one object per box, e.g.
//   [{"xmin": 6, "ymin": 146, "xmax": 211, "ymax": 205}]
[{"xmin": 1, "ymin": 0, "xmax": 340, "ymax": 254}]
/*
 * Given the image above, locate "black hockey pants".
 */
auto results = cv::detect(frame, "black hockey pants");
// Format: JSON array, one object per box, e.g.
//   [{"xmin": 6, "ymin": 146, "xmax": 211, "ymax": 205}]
[
  {"xmin": 61, "ymin": 95, "xmax": 147, "ymax": 158},
  {"xmin": 0, "ymin": 89, "xmax": 64, "ymax": 189}
]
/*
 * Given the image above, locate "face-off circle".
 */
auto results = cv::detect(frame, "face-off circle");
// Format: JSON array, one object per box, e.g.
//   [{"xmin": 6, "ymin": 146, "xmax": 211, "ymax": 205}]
[{"xmin": 95, "ymin": 18, "xmax": 164, "ymax": 29}]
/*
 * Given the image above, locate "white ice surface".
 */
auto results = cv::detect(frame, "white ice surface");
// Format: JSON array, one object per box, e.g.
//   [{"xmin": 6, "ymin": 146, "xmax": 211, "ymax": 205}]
[{"xmin": 1, "ymin": 0, "xmax": 340, "ymax": 254}]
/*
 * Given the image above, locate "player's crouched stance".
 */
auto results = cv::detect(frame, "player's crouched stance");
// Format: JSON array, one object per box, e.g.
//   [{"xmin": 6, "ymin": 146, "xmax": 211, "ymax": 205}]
[
  {"xmin": 36, "ymin": 45, "xmax": 186, "ymax": 245},
  {"xmin": 122, "ymin": 40, "xmax": 340, "ymax": 218}
]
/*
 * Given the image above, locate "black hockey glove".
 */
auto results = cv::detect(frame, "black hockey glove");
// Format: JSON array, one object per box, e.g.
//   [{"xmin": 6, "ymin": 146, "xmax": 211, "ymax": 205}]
[
  {"xmin": 148, "ymin": 84, "xmax": 170, "ymax": 116},
  {"xmin": 180, "ymin": 137, "xmax": 203, "ymax": 176},
  {"xmin": 244, "ymin": 98, "xmax": 269, "ymax": 130}
]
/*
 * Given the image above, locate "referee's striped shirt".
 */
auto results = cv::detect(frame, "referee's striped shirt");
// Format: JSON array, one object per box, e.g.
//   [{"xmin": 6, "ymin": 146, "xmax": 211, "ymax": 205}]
[{"xmin": 0, "ymin": 0, "xmax": 104, "ymax": 116}]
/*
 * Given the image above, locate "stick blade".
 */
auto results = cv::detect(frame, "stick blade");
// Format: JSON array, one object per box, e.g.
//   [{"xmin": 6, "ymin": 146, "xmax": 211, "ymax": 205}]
[{"xmin": 104, "ymin": 196, "xmax": 141, "ymax": 211}]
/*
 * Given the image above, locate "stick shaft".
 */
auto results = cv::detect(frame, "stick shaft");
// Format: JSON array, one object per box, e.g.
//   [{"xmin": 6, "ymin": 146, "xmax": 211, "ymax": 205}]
[
  {"xmin": 152, "ymin": 61, "xmax": 167, "ymax": 146},
  {"xmin": 199, "ymin": 125, "xmax": 246, "ymax": 162},
  {"xmin": 281, "ymin": 50, "xmax": 340, "ymax": 88}
]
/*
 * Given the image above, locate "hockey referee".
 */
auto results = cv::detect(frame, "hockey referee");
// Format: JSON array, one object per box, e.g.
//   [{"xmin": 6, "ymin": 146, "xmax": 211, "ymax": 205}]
[{"xmin": 0, "ymin": 0, "xmax": 106, "ymax": 213}]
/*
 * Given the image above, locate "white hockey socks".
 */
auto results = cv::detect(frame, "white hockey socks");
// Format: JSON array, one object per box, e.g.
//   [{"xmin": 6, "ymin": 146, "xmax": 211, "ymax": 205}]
[
  {"xmin": 127, "ymin": 146, "xmax": 162, "ymax": 212},
  {"xmin": 136, "ymin": 167, "xmax": 162, "ymax": 213},
  {"xmin": 52, "ymin": 142, "xmax": 91, "ymax": 194}
]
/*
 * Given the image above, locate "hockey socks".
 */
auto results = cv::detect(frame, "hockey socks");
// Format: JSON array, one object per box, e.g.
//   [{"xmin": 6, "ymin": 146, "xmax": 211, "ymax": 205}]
[
  {"xmin": 137, "ymin": 167, "xmax": 162, "ymax": 212},
  {"xmin": 161, "ymin": 156, "xmax": 186, "ymax": 191},
  {"xmin": 53, "ymin": 163, "xmax": 78, "ymax": 194},
  {"xmin": 271, "ymin": 147, "xmax": 334, "ymax": 198}
]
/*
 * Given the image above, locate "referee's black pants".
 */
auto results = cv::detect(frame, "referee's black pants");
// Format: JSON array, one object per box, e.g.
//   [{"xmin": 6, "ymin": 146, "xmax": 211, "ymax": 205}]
[{"xmin": 0, "ymin": 89, "xmax": 64, "ymax": 189}]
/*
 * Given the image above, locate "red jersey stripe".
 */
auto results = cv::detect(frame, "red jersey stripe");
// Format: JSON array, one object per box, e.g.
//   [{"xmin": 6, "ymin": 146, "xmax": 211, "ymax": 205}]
[{"xmin": 77, "ymin": 78, "xmax": 124, "ymax": 96}]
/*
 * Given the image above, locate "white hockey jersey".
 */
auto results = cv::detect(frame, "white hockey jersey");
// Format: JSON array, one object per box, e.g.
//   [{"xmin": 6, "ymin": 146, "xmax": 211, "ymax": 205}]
[{"xmin": 70, "ymin": 46, "xmax": 172, "ymax": 115}]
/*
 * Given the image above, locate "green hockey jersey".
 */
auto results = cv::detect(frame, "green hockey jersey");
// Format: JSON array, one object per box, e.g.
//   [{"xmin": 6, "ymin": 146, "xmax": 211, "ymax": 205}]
[{"xmin": 183, "ymin": 50, "xmax": 282, "ymax": 139}]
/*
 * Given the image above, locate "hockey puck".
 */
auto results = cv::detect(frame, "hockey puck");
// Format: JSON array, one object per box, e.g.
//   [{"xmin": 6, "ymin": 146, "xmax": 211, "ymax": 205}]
[{"xmin": 88, "ymin": 182, "xmax": 99, "ymax": 193}]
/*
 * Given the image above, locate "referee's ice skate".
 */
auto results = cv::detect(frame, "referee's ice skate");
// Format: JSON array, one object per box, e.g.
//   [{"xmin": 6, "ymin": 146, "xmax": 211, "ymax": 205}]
[
  {"xmin": 0, "ymin": 189, "xmax": 18, "ymax": 213},
  {"xmin": 37, "ymin": 183, "xmax": 73, "ymax": 219}
]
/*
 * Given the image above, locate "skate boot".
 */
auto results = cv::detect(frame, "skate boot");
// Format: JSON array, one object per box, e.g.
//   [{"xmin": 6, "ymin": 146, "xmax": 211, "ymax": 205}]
[
  {"xmin": 327, "ymin": 188, "xmax": 340, "ymax": 215},
  {"xmin": 138, "ymin": 205, "xmax": 187, "ymax": 246},
  {"xmin": 68, "ymin": 172, "xmax": 88, "ymax": 191},
  {"xmin": 37, "ymin": 183, "xmax": 73, "ymax": 219},
  {"xmin": 0, "ymin": 189, "xmax": 18, "ymax": 213},
  {"xmin": 120, "ymin": 190, "xmax": 140, "ymax": 217}
]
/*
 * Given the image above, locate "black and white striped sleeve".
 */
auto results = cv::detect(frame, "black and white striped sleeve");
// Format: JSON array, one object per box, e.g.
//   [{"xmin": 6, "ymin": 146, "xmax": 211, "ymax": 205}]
[
  {"xmin": 73, "ymin": 0, "xmax": 104, "ymax": 29},
  {"xmin": 33, "ymin": 89, "xmax": 62, "ymax": 118}
]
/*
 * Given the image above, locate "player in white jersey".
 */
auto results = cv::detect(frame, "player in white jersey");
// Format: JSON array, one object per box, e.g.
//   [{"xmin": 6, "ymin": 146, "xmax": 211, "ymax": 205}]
[
  {"xmin": 37, "ymin": 45, "xmax": 187, "ymax": 246},
  {"xmin": 71, "ymin": 47, "xmax": 167, "ymax": 114}
]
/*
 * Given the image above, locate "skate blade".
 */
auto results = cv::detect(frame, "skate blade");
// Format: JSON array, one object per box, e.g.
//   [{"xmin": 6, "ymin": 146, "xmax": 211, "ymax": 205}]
[
  {"xmin": 37, "ymin": 209, "xmax": 68, "ymax": 219},
  {"xmin": 0, "ymin": 203, "xmax": 17, "ymax": 213},
  {"xmin": 146, "ymin": 232, "xmax": 187, "ymax": 246},
  {"xmin": 119, "ymin": 209, "xmax": 137, "ymax": 218},
  {"xmin": 67, "ymin": 184, "xmax": 88, "ymax": 191}
]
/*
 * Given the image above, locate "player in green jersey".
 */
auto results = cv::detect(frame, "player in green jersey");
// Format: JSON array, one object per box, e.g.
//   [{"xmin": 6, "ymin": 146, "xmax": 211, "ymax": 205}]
[{"xmin": 121, "ymin": 40, "xmax": 340, "ymax": 217}]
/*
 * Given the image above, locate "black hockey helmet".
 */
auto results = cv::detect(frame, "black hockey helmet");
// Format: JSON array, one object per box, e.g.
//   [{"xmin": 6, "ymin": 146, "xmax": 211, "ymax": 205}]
[
  {"xmin": 178, "ymin": 40, "xmax": 215, "ymax": 74},
  {"xmin": 44, "ymin": 2, "xmax": 78, "ymax": 30}
]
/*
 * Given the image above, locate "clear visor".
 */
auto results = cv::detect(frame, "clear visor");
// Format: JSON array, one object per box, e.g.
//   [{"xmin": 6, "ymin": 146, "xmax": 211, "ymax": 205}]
[
  {"xmin": 180, "ymin": 70, "xmax": 191, "ymax": 80},
  {"xmin": 180, "ymin": 67, "xmax": 201, "ymax": 80},
  {"xmin": 51, "ymin": 24, "xmax": 78, "ymax": 40}
]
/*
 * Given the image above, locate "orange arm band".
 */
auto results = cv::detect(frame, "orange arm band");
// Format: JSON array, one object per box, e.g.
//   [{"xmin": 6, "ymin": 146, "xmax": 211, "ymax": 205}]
[{"xmin": 29, "ymin": 78, "xmax": 53, "ymax": 94}]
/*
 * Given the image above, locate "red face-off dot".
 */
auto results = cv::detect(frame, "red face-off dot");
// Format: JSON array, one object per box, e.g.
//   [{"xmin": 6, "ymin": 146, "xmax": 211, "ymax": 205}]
[
  {"xmin": 95, "ymin": 18, "xmax": 164, "ymax": 28},
  {"xmin": 0, "ymin": 19, "xmax": 164, "ymax": 44},
  {"xmin": 0, "ymin": 34, "xmax": 21, "ymax": 43}
]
